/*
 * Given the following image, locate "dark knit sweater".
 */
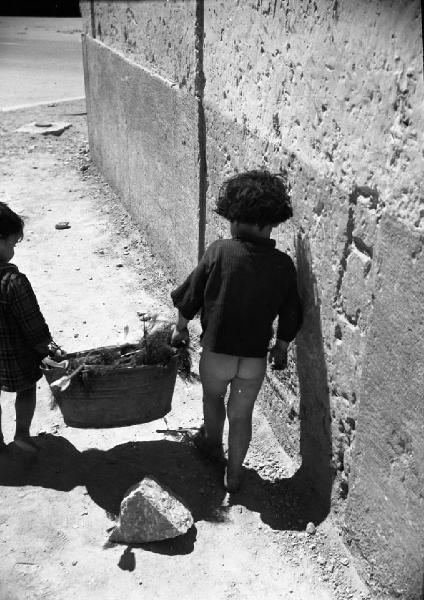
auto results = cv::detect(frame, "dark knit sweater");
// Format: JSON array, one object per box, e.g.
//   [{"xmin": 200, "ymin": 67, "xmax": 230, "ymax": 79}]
[{"xmin": 171, "ymin": 234, "xmax": 302, "ymax": 357}]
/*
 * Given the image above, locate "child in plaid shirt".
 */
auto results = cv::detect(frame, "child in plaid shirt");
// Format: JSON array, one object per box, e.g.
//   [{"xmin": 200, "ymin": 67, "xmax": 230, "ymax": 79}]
[{"xmin": 0, "ymin": 203, "xmax": 59, "ymax": 454}]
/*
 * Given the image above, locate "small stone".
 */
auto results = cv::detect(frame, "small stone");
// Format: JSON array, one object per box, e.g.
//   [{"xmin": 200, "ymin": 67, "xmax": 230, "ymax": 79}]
[
  {"xmin": 55, "ymin": 222, "xmax": 71, "ymax": 230},
  {"xmin": 317, "ymin": 554, "xmax": 327, "ymax": 566},
  {"xmin": 109, "ymin": 477, "xmax": 193, "ymax": 543},
  {"xmin": 306, "ymin": 522, "xmax": 316, "ymax": 535},
  {"xmin": 340, "ymin": 557, "xmax": 350, "ymax": 566}
]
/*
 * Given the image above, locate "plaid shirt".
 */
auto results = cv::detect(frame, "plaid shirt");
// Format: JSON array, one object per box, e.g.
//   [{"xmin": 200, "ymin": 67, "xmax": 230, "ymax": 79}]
[{"xmin": 0, "ymin": 264, "xmax": 51, "ymax": 392}]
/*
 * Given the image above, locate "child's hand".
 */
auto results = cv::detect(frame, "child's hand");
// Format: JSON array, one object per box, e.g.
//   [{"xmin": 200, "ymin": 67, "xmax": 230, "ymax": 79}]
[
  {"xmin": 268, "ymin": 339, "xmax": 289, "ymax": 370},
  {"xmin": 171, "ymin": 326, "xmax": 190, "ymax": 348},
  {"xmin": 47, "ymin": 340, "xmax": 67, "ymax": 359}
]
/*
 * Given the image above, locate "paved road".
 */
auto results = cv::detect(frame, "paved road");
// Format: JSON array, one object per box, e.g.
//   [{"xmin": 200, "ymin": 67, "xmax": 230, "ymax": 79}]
[{"xmin": 0, "ymin": 16, "xmax": 84, "ymax": 109}]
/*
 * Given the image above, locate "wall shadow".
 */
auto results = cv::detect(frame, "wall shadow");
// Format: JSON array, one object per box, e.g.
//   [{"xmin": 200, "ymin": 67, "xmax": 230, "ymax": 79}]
[
  {"xmin": 224, "ymin": 233, "xmax": 334, "ymax": 526},
  {"xmin": 292, "ymin": 231, "xmax": 334, "ymax": 519}
]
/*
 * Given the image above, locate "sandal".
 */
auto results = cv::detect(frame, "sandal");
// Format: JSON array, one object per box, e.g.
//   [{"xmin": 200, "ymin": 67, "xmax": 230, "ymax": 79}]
[
  {"xmin": 191, "ymin": 426, "xmax": 225, "ymax": 463},
  {"xmin": 13, "ymin": 436, "xmax": 39, "ymax": 454}
]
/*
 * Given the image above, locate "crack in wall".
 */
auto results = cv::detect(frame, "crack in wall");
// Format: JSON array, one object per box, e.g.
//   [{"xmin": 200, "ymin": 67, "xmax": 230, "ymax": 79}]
[
  {"xmin": 90, "ymin": 0, "xmax": 96, "ymax": 39},
  {"xmin": 333, "ymin": 185, "xmax": 380, "ymax": 308},
  {"xmin": 195, "ymin": 0, "xmax": 207, "ymax": 261},
  {"xmin": 333, "ymin": 189, "xmax": 356, "ymax": 306}
]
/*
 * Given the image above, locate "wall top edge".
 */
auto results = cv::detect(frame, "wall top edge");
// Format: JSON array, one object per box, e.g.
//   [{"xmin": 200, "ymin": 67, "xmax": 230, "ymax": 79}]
[{"xmin": 83, "ymin": 34, "xmax": 184, "ymax": 92}]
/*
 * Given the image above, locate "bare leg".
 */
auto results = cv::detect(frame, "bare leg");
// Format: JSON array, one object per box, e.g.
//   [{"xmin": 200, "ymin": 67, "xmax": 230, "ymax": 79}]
[
  {"xmin": 226, "ymin": 357, "xmax": 266, "ymax": 490},
  {"xmin": 199, "ymin": 351, "xmax": 235, "ymax": 448},
  {"xmin": 15, "ymin": 385, "xmax": 37, "ymax": 448}
]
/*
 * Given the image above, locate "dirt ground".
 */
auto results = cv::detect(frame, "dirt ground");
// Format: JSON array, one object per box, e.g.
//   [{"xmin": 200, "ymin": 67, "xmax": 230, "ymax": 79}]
[{"xmin": 0, "ymin": 101, "xmax": 371, "ymax": 600}]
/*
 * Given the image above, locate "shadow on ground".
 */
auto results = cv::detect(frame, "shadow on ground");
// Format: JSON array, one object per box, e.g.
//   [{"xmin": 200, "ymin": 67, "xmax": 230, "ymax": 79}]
[
  {"xmin": 0, "ymin": 432, "xmax": 329, "ymax": 548},
  {"xmin": 225, "ymin": 463, "xmax": 331, "ymax": 531}
]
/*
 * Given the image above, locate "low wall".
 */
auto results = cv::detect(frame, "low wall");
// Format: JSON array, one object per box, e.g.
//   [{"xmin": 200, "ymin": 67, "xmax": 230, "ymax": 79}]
[{"xmin": 82, "ymin": 35, "xmax": 199, "ymax": 280}]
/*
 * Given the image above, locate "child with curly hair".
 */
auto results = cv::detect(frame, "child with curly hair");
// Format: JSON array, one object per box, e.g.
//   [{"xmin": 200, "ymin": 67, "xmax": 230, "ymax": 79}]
[
  {"xmin": 0, "ymin": 202, "xmax": 60, "ymax": 454},
  {"xmin": 171, "ymin": 170, "xmax": 302, "ymax": 492}
]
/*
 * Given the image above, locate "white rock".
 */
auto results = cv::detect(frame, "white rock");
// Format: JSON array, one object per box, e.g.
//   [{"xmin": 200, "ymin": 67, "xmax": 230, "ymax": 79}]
[
  {"xmin": 306, "ymin": 521, "xmax": 316, "ymax": 535},
  {"xmin": 109, "ymin": 477, "xmax": 193, "ymax": 544}
]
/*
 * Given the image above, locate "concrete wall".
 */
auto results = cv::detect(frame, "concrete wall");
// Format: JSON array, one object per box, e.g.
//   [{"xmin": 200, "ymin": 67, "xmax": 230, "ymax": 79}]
[
  {"xmin": 345, "ymin": 216, "xmax": 424, "ymax": 599},
  {"xmin": 202, "ymin": 7, "xmax": 424, "ymax": 595},
  {"xmin": 80, "ymin": 1, "xmax": 424, "ymax": 597},
  {"xmin": 80, "ymin": 0, "xmax": 200, "ymax": 279}
]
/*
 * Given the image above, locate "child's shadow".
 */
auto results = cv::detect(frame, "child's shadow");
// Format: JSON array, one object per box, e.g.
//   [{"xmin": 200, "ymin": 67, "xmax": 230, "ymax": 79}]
[
  {"xmin": 0, "ymin": 431, "xmax": 328, "ymax": 558},
  {"xmin": 0, "ymin": 433, "xmax": 228, "ymax": 556},
  {"xmin": 224, "ymin": 463, "xmax": 330, "ymax": 530}
]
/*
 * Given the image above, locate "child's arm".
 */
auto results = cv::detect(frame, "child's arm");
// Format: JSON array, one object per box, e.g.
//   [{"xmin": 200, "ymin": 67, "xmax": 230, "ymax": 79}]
[
  {"xmin": 170, "ymin": 311, "xmax": 190, "ymax": 347},
  {"xmin": 8, "ymin": 273, "xmax": 52, "ymax": 354},
  {"xmin": 170, "ymin": 245, "xmax": 213, "ymax": 346}
]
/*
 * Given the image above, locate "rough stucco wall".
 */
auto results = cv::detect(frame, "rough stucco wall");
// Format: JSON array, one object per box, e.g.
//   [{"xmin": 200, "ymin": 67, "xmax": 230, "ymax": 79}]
[
  {"xmin": 345, "ymin": 217, "xmax": 424, "ymax": 600},
  {"xmin": 203, "ymin": 0, "xmax": 423, "ymax": 477},
  {"xmin": 90, "ymin": 0, "xmax": 197, "ymax": 92},
  {"xmin": 80, "ymin": 1, "xmax": 200, "ymax": 278},
  {"xmin": 204, "ymin": 0, "xmax": 423, "ymax": 225},
  {"xmin": 203, "ymin": 1, "xmax": 423, "ymax": 596}
]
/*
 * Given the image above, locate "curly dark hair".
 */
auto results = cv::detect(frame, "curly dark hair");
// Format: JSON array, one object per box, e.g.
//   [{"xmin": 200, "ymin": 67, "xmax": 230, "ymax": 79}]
[
  {"xmin": 0, "ymin": 202, "xmax": 24, "ymax": 240},
  {"xmin": 215, "ymin": 170, "xmax": 292, "ymax": 228}
]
